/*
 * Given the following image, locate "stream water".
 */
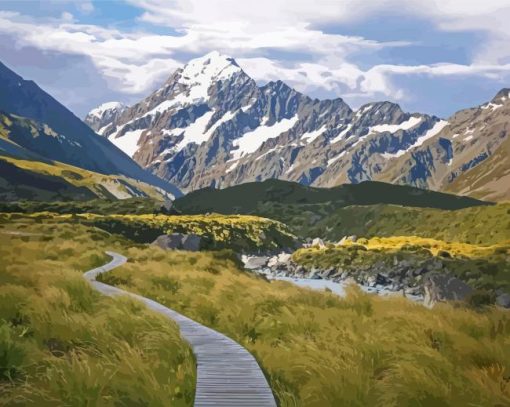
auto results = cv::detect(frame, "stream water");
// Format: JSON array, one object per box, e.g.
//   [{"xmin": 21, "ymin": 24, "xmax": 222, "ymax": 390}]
[{"xmin": 253, "ymin": 269, "xmax": 424, "ymax": 302}]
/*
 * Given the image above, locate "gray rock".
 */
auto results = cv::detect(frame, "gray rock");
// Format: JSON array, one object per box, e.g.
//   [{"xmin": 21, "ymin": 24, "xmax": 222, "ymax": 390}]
[
  {"xmin": 311, "ymin": 238, "xmax": 325, "ymax": 248},
  {"xmin": 423, "ymin": 274, "xmax": 474, "ymax": 308},
  {"xmin": 152, "ymin": 233, "xmax": 201, "ymax": 251},
  {"xmin": 496, "ymin": 293, "xmax": 510, "ymax": 308},
  {"xmin": 308, "ymin": 270, "xmax": 323, "ymax": 280},
  {"xmin": 243, "ymin": 256, "xmax": 269, "ymax": 270}
]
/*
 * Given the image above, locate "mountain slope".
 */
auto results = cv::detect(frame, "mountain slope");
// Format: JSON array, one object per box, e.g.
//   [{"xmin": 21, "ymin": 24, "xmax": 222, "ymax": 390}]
[
  {"xmin": 0, "ymin": 112, "xmax": 174, "ymax": 201},
  {"xmin": 174, "ymin": 178, "xmax": 489, "ymax": 213},
  {"xmin": 379, "ymin": 89, "xmax": 510, "ymax": 201},
  {"xmin": 88, "ymin": 52, "xmax": 509, "ymax": 200},
  {"xmin": 0, "ymin": 61, "xmax": 181, "ymax": 198},
  {"xmin": 173, "ymin": 179, "xmax": 493, "ymax": 239},
  {"xmin": 91, "ymin": 52, "xmax": 441, "ymax": 192}
]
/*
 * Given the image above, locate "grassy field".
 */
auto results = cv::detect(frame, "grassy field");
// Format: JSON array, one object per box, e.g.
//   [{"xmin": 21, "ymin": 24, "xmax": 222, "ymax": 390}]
[
  {"xmin": 0, "ymin": 212, "xmax": 298, "ymax": 252},
  {"xmin": 94, "ymin": 238, "xmax": 510, "ymax": 406},
  {"xmin": 0, "ymin": 221, "xmax": 195, "ymax": 406},
  {"xmin": 2, "ymin": 214, "xmax": 510, "ymax": 406}
]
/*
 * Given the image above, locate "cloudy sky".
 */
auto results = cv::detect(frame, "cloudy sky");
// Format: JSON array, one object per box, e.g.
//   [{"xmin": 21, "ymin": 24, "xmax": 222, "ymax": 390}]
[{"xmin": 1, "ymin": 0, "xmax": 510, "ymax": 118}]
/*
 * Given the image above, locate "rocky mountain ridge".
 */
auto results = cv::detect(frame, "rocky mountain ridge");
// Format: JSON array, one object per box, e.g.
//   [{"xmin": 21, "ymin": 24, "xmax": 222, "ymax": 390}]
[
  {"xmin": 86, "ymin": 52, "xmax": 509, "ymax": 200},
  {"xmin": 84, "ymin": 101, "xmax": 127, "ymax": 134}
]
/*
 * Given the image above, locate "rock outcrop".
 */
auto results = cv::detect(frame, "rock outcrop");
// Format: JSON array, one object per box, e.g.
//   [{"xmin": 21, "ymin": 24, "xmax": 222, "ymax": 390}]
[
  {"xmin": 423, "ymin": 274, "xmax": 474, "ymax": 308},
  {"xmin": 152, "ymin": 233, "xmax": 202, "ymax": 251}
]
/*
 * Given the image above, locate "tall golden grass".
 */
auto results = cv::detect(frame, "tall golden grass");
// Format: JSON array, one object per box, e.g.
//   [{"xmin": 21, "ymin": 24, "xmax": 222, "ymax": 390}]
[
  {"xmin": 102, "ymin": 244, "xmax": 510, "ymax": 406},
  {"xmin": 0, "ymin": 221, "xmax": 195, "ymax": 406}
]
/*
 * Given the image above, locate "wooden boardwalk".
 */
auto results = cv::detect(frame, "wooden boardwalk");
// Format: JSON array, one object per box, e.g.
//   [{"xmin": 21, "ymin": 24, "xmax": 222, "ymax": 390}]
[{"xmin": 84, "ymin": 251, "xmax": 277, "ymax": 407}]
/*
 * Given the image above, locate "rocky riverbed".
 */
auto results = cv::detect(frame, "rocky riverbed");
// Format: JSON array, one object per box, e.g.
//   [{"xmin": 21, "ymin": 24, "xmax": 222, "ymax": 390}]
[{"xmin": 241, "ymin": 253, "xmax": 425, "ymax": 302}]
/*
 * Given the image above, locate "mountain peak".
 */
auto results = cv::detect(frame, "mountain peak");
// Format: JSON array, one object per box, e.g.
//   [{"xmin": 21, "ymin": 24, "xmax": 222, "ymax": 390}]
[
  {"xmin": 491, "ymin": 88, "xmax": 510, "ymax": 103},
  {"xmin": 88, "ymin": 101, "xmax": 126, "ymax": 119},
  {"xmin": 178, "ymin": 51, "xmax": 241, "ymax": 86}
]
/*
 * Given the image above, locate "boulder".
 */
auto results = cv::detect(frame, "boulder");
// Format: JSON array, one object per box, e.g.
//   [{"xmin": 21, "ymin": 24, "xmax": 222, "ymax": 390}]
[
  {"xmin": 311, "ymin": 238, "xmax": 326, "ymax": 248},
  {"xmin": 337, "ymin": 235, "xmax": 358, "ymax": 246},
  {"xmin": 423, "ymin": 274, "xmax": 474, "ymax": 308},
  {"xmin": 242, "ymin": 255, "xmax": 269, "ymax": 270},
  {"xmin": 152, "ymin": 233, "xmax": 202, "ymax": 251},
  {"xmin": 277, "ymin": 252, "xmax": 292, "ymax": 264},
  {"xmin": 308, "ymin": 269, "xmax": 323, "ymax": 280},
  {"xmin": 496, "ymin": 293, "xmax": 510, "ymax": 308}
]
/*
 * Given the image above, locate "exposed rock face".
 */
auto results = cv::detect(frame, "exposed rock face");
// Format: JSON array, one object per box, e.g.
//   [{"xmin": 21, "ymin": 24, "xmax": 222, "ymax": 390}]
[
  {"xmin": 88, "ymin": 52, "xmax": 510, "ymax": 200},
  {"xmin": 242, "ymin": 255, "xmax": 269, "ymax": 270},
  {"xmin": 380, "ymin": 89, "xmax": 510, "ymax": 201},
  {"xmin": 84, "ymin": 102, "xmax": 127, "ymax": 134},
  {"xmin": 311, "ymin": 238, "xmax": 326, "ymax": 248},
  {"xmin": 423, "ymin": 274, "xmax": 474, "ymax": 308},
  {"xmin": 89, "ymin": 52, "xmax": 450, "ymax": 193},
  {"xmin": 152, "ymin": 233, "xmax": 202, "ymax": 251}
]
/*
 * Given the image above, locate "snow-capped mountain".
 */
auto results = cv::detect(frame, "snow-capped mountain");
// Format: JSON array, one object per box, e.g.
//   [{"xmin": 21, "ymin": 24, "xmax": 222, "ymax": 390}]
[
  {"xmin": 87, "ymin": 51, "xmax": 510, "ymax": 200},
  {"xmin": 84, "ymin": 101, "xmax": 127, "ymax": 134}
]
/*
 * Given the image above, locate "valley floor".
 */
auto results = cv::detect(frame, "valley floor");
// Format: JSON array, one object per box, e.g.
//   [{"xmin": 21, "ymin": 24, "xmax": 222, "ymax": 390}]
[{"xmin": 1, "ymin": 214, "xmax": 509, "ymax": 406}]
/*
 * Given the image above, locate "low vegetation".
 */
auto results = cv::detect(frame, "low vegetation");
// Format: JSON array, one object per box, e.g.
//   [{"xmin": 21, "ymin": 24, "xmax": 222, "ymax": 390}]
[
  {"xmin": 98, "ymin": 243, "xmax": 510, "ymax": 406},
  {"xmin": 2, "ymin": 213, "xmax": 509, "ymax": 406},
  {"xmin": 0, "ymin": 153, "xmax": 169, "ymax": 201},
  {"xmin": 173, "ymin": 179, "xmax": 509, "ymax": 244},
  {"xmin": 0, "ymin": 212, "xmax": 297, "ymax": 252},
  {"xmin": 293, "ymin": 236, "xmax": 510, "ymax": 293},
  {"xmin": 311, "ymin": 203, "xmax": 510, "ymax": 245},
  {"xmin": 0, "ymin": 221, "xmax": 195, "ymax": 406},
  {"xmin": 0, "ymin": 197, "xmax": 167, "ymax": 215}
]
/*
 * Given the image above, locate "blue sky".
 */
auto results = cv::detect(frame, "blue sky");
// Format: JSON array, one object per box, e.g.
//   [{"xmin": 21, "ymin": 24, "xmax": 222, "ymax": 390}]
[{"xmin": 1, "ymin": 0, "xmax": 509, "ymax": 118}]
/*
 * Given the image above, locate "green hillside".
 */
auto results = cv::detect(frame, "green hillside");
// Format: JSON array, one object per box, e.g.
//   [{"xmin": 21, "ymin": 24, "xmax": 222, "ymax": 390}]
[
  {"xmin": 173, "ymin": 179, "xmax": 501, "ymax": 241},
  {"xmin": 0, "ymin": 153, "xmax": 171, "ymax": 202},
  {"xmin": 175, "ymin": 179, "xmax": 488, "ymax": 213}
]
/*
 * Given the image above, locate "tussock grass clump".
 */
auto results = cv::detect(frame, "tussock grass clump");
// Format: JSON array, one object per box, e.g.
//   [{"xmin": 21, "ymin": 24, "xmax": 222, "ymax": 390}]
[
  {"xmin": 102, "ymin": 245, "xmax": 510, "ymax": 407},
  {"xmin": 0, "ymin": 222, "xmax": 195, "ymax": 406}
]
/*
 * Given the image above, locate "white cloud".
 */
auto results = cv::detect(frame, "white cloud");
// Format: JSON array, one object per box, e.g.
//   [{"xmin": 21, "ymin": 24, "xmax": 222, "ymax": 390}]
[
  {"xmin": 78, "ymin": 1, "xmax": 94, "ymax": 14},
  {"xmin": 60, "ymin": 11, "xmax": 75, "ymax": 23},
  {"xmin": 1, "ymin": 0, "xmax": 510, "ymax": 107}
]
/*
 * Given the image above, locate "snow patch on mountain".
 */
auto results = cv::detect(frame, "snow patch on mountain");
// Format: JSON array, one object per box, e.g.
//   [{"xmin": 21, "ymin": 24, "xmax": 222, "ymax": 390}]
[
  {"xmin": 109, "ymin": 129, "xmax": 143, "ymax": 157},
  {"xmin": 330, "ymin": 124, "xmax": 353, "ymax": 144},
  {"xmin": 368, "ymin": 116, "xmax": 422, "ymax": 135},
  {"xmin": 230, "ymin": 116, "xmax": 298, "ymax": 161},
  {"xmin": 327, "ymin": 151, "xmax": 347, "ymax": 166},
  {"xmin": 177, "ymin": 51, "xmax": 241, "ymax": 104},
  {"xmin": 410, "ymin": 120, "xmax": 449, "ymax": 149},
  {"xmin": 301, "ymin": 126, "xmax": 327, "ymax": 144},
  {"xmin": 172, "ymin": 111, "xmax": 216, "ymax": 151}
]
